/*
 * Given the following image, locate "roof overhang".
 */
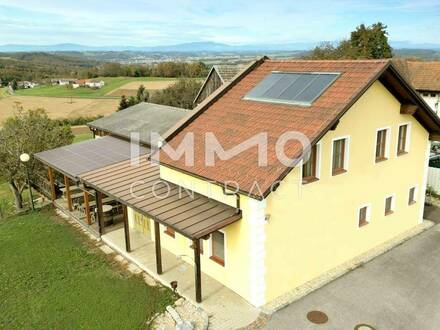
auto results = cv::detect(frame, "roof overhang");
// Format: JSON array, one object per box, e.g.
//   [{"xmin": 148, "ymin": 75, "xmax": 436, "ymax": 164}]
[
  {"xmin": 79, "ymin": 158, "xmax": 241, "ymax": 240},
  {"xmin": 34, "ymin": 136, "xmax": 150, "ymax": 181}
]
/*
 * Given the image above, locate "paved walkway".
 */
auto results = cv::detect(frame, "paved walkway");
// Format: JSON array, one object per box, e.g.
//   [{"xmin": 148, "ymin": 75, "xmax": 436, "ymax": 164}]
[
  {"xmin": 102, "ymin": 228, "xmax": 260, "ymax": 330},
  {"xmin": 265, "ymin": 223, "xmax": 440, "ymax": 330}
]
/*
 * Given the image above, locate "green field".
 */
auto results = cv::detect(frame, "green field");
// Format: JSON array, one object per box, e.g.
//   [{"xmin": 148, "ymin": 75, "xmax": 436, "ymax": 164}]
[
  {"xmin": 0, "ymin": 211, "xmax": 175, "ymax": 329},
  {"xmin": 73, "ymin": 131, "xmax": 94, "ymax": 143},
  {"xmin": 14, "ymin": 77, "xmax": 176, "ymax": 99}
]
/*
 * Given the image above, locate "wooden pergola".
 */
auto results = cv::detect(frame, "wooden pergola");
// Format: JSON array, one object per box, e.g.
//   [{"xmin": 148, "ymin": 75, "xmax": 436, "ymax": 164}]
[{"xmin": 79, "ymin": 157, "xmax": 242, "ymax": 303}]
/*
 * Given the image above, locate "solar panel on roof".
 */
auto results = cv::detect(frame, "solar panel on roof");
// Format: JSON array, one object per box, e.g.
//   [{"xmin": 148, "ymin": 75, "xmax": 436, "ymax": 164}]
[{"xmin": 244, "ymin": 72, "xmax": 339, "ymax": 106}]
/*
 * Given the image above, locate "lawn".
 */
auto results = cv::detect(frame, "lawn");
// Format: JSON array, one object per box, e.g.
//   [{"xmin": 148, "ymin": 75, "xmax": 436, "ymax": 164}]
[
  {"xmin": 73, "ymin": 131, "xmax": 94, "ymax": 143},
  {"xmin": 14, "ymin": 77, "xmax": 177, "ymax": 99},
  {"xmin": 0, "ymin": 211, "xmax": 175, "ymax": 329}
]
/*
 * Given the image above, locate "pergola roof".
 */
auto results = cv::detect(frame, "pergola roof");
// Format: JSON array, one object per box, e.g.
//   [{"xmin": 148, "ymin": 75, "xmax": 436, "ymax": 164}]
[
  {"xmin": 34, "ymin": 136, "xmax": 149, "ymax": 180},
  {"xmin": 79, "ymin": 157, "xmax": 241, "ymax": 240}
]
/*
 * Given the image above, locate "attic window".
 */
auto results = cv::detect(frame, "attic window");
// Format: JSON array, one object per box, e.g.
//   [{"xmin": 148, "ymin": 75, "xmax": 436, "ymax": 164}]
[{"xmin": 244, "ymin": 72, "xmax": 339, "ymax": 106}]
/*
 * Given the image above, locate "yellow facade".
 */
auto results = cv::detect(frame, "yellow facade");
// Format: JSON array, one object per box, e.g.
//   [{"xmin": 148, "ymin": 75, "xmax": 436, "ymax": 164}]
[
  {"xmin": 264, "ymin": 81, "xmax": 429, "ymax": 302},
  {"xmin": 129, "ymin": 80, "xmax": 430, "ymax": 307}
]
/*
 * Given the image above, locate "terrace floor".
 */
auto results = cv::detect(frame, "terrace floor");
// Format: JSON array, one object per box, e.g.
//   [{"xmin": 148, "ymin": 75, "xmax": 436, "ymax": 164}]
[{"xmin": 102, "ymin": 227, "xmax": 261, "ymax": 330}]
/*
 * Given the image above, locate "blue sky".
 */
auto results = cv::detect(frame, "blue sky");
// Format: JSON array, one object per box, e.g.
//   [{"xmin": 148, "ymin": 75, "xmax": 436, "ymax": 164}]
[{"xmin": 0, "ymin": 0, "xmax": 439, "ymax": 46}]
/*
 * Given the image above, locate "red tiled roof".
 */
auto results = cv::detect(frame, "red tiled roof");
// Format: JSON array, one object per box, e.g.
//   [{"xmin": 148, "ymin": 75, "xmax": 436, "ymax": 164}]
[
  {"xmin": 403, "ymin": 60, "xmax": 440, "ymax": 92},
  {"xmin": 157, "ymin": 59, "xmax": 412, "ymax": 198}
]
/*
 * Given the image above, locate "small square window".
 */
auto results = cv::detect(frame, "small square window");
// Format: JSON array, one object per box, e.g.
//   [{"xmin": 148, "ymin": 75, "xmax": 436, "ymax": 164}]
[
  {"xmin": 409, "ymin": 187, "xmax": 417, "ymax": 205},
  {"xmin": 210, "ymin": 231, "xmax": 225, "ymax": 266},
  {"xmin": 358, "ymin": 205, "xmax": 370, "ymax": 228},
  {"xmin": 385, "ymin": 196, "xmax": 395, "ymax": 215}
]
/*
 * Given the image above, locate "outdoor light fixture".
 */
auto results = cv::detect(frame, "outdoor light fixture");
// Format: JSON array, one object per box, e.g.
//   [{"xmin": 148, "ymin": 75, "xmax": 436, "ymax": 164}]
[
  {"xmin": 170, "ymin": 280, "xmax": 178, "ymax": 293},
  {"xmin": 20, "ymin": 153, "xmax": 34, "ymax": 211}
]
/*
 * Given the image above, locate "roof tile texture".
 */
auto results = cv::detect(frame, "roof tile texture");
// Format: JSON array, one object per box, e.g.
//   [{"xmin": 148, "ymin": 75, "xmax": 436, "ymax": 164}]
[{"xmin": 160, "ymin": 59, "xmax": 389, "ymax": 198}]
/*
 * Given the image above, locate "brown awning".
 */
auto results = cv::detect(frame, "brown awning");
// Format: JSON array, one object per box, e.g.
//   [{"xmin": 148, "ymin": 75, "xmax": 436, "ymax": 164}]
[
  {"xmin": 34, "ymin": 136, "xmax": 150, "ymax": 181},
  {"xmin": 79, "ymin": 157, "xmax": 241, "ymax": 239}
]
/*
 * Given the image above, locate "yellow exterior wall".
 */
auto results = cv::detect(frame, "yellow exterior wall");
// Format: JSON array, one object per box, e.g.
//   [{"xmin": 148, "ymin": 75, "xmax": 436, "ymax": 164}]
[
  {"xmin": 157, "ymin": 166, "xmax": 260, "ymax": 304},
  {"xmin": 264, "ymin": 81, "xmax": 430, "ymax": 302}
]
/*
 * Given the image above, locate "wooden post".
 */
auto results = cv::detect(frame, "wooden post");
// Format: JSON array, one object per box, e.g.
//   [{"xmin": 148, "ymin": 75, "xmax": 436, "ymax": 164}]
[
  {"xmin": 154, "ymin": 221, "xmax": 163, "ymax": 274},
  {"xmin": 83, "ymin": 190, "xmax": 92, "ymax": 225},
  {"xmin": 123, "ymin": 205, "xmax": 131, "ymax": 252},
  {"xmin": 48, "ymin": 167, "xmax": 56, "ymax": 201},
  {"xmin": 64, "ymin": 175, "xmax": 73, "ymax": 211},
  {"xmin": 193, "ymin": 239, "xmax": 202, "ymax": 303},
  {"xmin": 95, "ymin": 190, "xmax": 104, "ymax": 236}
]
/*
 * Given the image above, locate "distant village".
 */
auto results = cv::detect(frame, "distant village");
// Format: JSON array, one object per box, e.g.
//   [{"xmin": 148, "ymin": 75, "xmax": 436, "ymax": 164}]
[{"xmin": 6, "ymin": 78, "xmax": 105, "ymax": 92}]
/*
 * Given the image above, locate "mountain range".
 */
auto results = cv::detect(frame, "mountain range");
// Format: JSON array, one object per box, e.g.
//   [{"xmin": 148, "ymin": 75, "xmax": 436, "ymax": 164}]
[{"xmin": 1, "ymin": 41, "xmax": 440, "ymax": 53}]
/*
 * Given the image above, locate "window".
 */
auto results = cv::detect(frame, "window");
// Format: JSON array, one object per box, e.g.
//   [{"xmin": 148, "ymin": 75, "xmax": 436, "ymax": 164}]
[
  {"xmin": 409, "ymin": 187, "xmax": 417, "ymax": 205},
  {"xmin": 190, "ymin": 239, "xmax": 204, "ymax": 254},
  {"xmin": 375, "ymin": 129, "xmax": 389, "ymax": 162},
  {"xmin": 210, "ymin": 231, "xmax": 225, "ymax": 266},
  {"xmin": 302, "ymin": 144, "xmax": 319, "ymax": 184},
  {"xmin": 397, "ymin": 124, "xmax": 410, "ymax": 155},
  {"xmin": 332, "ymin": 138, "xmax": 348, "ymax": 175},
  {"xmin": 385, "ymin": 195, "xmax": 395, "ymax": 215},
  {"xmin": 358, "ymin": 205, "xmax": 370, "ymax": 228},
  {"xmin": 431, "ymin": 93, "xmax": 437, "ymax": 98},
  {"xmin": 164, "ymin": 226, "xmax": 175, "ymax": 238},
  {"xmin": 423, "ymin": 93, "xmax": 429, "ymax": 97}
]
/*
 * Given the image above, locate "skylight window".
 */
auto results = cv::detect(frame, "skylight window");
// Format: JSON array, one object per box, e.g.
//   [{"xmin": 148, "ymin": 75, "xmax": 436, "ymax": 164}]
[{"xmin": 244, "ymin": 72, "xmax": 339, "ymax": 106}]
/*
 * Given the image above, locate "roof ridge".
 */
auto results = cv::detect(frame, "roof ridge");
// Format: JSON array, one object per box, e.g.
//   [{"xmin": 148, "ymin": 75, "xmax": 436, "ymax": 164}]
[{"xmin": 266, "ymin": 59, "xmax": 390, "ymax": 63}]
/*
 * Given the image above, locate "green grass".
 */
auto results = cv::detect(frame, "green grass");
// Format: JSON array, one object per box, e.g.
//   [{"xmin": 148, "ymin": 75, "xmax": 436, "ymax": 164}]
[
  {"xmin": 14, "ymin": 77, "xmax": 176, "ymax": 99},
  {"xmin": 0, "ymin": 211, "xmax": 175, "ymax": 329},
  {"xmin": 73, "ymin": 132, "xmax": 94, "ymax": 143}
]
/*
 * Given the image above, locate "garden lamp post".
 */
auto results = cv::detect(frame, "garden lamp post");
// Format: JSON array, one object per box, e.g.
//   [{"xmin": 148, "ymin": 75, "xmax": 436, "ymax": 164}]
[{"xmin": 20, "ymin": 153, "xmax": 34, "ymax": 211}]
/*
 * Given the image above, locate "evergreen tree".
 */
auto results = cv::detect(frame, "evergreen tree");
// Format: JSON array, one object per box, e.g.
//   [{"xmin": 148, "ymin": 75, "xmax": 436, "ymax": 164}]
[
  {"xmin": 136, "ymin": 84, "xmax": 149, "ymax": 102},
  {"xmin": 118, "ymin": 95, "xmax": 129, "ymax": 111}
]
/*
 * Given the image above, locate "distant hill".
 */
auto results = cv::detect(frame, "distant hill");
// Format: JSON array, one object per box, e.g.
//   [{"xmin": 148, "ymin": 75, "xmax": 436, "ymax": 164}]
[{"xmin": 1, "ymin": 40, "xmax": 440, "ymax": 53}]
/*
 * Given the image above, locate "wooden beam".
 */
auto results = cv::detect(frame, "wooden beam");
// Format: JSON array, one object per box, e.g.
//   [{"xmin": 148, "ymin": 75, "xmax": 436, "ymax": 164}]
[
  {"xmin": 64, "ymin": 175, "xmax": 73, "ymax": 212},
  {"xmin": 154, "ymin": 221, "xmax": 163, "ymax": 274},
  {"xmin": 95, "ymin": 190, "xmax": 104, "ymax": 236},
  {"xmin": 330, "ymin": 119, "xmax": 340, "ymax": 131},
  {"xmin": 430, "ymin": 133, "xmax": 440, "ymax": 141},
  {"xmin": 400, "ymin": 104, "xmax": 418, "ymax": 115},
  {"xmin": 83, "ymin": 190, "xmax": 91, "ymax": 225},
  {"xmin": 123, "ymin": 205, "xmax": 131, "ymax": 252},
  {"xmin": 48, "ymin": 167, "xmax": 56, "ymax": 201},
  {"xmin": 193, "ymin": 239, "xmax": 202, "ymax": 303}
]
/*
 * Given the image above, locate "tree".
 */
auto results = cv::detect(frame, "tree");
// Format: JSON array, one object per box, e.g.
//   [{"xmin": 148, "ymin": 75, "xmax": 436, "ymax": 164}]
[
  {"xmin": 118, "ymin": 95, "xmax": 129, "ymax": 111},
  {"xmin": 150, "ymin": 79, "xmax": 202, "ymax": 110},
  {"xmin": 136, "ymin": 84, "xmax": 149, "ymax": 102},
  {"xmin": 305, "ymin": 22, "xmax": 393, "ymax": 60},
  {"xmin": 128, "ymin": 96, "xmax": 137, "ymax": 107},
  {"xmin": 11, "ymin": 80, "xmax": 18, "ymax": 91},
  {"xmin": 0, "ymin": 104, "xmax": 74, "ymax": 210}
]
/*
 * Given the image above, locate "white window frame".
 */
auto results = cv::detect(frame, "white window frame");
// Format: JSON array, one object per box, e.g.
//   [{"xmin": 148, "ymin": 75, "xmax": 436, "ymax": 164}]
[
  {"xmin": 209, "ymin": 229, "xmax": 226, "ymax": 267},
  {"xmin": 301, "ymin": 141, "xmax": 322, "ymax": 184},
  {"xmin": 330, "ymin": 135, "xmax": 350, "ymax": 176},
  {"xmin": 409, "ymin": 185, "xmax": 418, "ymax": 205},
  {"xmin": 384, "ymin": 193, "xmax": 396, "ymax": 215},
  {"xmin": 374, "ymin": 126, "xmax": 391, "ymax": 164},
  {"xmin": 396, "ymin": 122, "xmax": 411, "ymax": 155},
  {"xmin": 357, "ymin": 203, "xmax": 372, "ymax": 229}
]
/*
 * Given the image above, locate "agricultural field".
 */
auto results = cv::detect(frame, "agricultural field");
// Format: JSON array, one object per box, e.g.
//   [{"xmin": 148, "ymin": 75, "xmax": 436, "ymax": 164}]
[
  {"xmin": 107, "ymin": 79, "xmax": 177, "ymax": 97},
  {"xmin": 0, "ymin": 96, "xmax": 119, "ymax": 124},
  {"xmin": 14, "ymin": 77, "xmax": 177, "ymax": 98}
]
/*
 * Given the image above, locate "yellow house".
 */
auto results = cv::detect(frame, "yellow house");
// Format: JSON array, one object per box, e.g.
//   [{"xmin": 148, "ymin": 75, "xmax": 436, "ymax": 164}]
[
  {"xmin": 36, "ymin": 58, "xmax": 440, "ymax": 310},
  {"xmin": 151, "ymin": 58, "xmax": 440, "ymax": 307}
]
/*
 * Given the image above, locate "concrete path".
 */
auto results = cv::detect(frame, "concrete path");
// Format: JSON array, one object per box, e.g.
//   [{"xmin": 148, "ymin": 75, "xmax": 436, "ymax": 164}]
[{"xmin": 265, "ymin": 224, "xmax": 440, "ymax": 330}]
